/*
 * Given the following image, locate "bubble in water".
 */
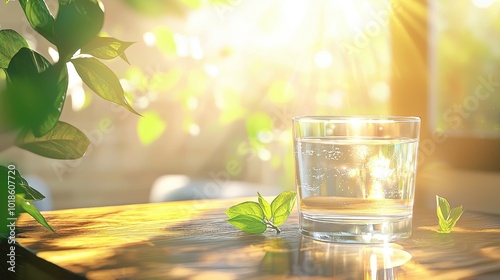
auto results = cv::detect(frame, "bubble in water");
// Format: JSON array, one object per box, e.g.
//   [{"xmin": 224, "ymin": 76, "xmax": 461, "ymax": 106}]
[
  {"xmin": 352, "ymin": 145, "xmax": 370, "ymax": 160},
  {"xmin": 312, "ymin": 174, "xmax": 325, "ymax": 180},
  {"xmin": 302, "ymin": 183, "xmax": 319, "ymax": 193},
  {"xmin": 326, "ymin": 149, "xmax": 342, "ymax": 160}
]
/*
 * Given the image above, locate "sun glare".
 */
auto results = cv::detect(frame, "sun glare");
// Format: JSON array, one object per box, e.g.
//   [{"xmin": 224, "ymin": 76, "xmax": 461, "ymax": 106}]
[
  {"xmin": 67, "ymin": 63, "xmax": 86, "ymax": 112},
  {"xmin": 471, "ymin": 0, "xmax": 496, "ymax": 8},
  {"xmin": 143, "ymin": 32, "xmax": 156, "ymax": 46}
]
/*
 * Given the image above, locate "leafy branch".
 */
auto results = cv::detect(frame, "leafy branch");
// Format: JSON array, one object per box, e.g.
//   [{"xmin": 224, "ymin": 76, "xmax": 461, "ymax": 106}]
[
  {"xmin": 0, "ymin": 0, "xmax": 137, "ymax": 234},
  {"xmin": 226, "ymin": 191, "xmax": 296, "ymax": 234}
]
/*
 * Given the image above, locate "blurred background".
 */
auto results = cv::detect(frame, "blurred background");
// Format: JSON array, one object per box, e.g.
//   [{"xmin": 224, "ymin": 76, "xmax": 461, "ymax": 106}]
[{"xmin": 0, "ymin": 0, "xmax": 499, "ymax": 212}]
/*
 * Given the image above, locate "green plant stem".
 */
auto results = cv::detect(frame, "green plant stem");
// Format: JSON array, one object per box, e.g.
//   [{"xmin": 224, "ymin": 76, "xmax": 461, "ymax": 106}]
[{"xmin": 265, "ymin": 220, "xmax": 281, "ymax": 234}]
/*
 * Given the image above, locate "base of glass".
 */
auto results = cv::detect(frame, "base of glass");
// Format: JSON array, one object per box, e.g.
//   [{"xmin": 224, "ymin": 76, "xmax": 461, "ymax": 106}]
[{"xmin": 299, "ymin": 212, "xmax": 412, "ymax": 243}]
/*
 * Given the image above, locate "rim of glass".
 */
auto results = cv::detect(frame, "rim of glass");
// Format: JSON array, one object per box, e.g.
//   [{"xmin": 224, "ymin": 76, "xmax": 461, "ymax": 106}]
[{"xmin": 292, "ymin": 115, "xmax": 421, "ymax": 123}]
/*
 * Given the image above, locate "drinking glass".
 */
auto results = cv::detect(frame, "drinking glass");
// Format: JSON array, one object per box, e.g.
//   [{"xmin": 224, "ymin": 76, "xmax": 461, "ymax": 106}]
[{"xmin": 293, "ymin": 116, "xmax": 421, "ymax": 243}]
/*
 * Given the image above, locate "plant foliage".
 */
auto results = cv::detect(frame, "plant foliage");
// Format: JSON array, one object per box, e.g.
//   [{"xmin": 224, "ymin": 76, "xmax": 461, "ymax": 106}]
[
  {"xmin": 0, "ymin": 0, "xmax": 136, "ymax": 234},
  {"xmin": 0, "ymin": 166, "xmax": 54, "ymax": 237},
  {"xmin": 226, "ymin": 191, "xmax": 296, "ymax": 234},
  {"xmin": 436, "ymin": 195, "xmax": 464, "ymax": 234}
]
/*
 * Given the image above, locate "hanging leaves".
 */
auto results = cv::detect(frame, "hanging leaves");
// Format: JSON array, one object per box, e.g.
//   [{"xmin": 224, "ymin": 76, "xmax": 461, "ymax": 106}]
[
  {"xmin": 18, "ymin": 0, "xmax": 56, "ymax": 44},
  {"xmin": 16, "ymin": 121, "xmax": 90, "ymax": 159},
  {"xmin": 72, "ymin": 57, "xmax": 139, "ymax": 115},
  {"xmin": 54, "ymin": 0, "xmax": 104, "ymax": 60},
  {"xmin": 5, "ymin": 48, "xmax": 68, "ymax": 135},
  {"xmin": 81, "ymin": 37, "xmax": 134, "ymax": 63},
  {"xmin": 0, "ymin": 29, "xmax": 29, "ymax": 68}
]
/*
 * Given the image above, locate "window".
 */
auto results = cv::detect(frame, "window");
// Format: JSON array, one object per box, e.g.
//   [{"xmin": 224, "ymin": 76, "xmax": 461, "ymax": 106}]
[
  {"xmin": 390, "ymin": 0, "xmax": 500, "ymax": 214},
  {"xmin": 430, "ymin": 0, "xmax": 500, "ymax": 138}
]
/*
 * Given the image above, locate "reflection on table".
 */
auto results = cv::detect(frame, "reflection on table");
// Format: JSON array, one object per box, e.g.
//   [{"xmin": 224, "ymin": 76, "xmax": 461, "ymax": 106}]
[
  {"xmin": 295, "ymin": 238, "xmax": 412, "ymax": 279},
  {"xmin": 7, "ymin": 198, "xmax": 500, "ymax": 279}
]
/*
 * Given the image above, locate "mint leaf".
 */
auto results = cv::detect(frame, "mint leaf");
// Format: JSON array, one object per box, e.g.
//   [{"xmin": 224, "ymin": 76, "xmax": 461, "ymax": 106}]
[
  {"xmin": 270, "ymin": 191, "xmax": 297, "ymax": 226},
  {"xmin": 436, "ymin": 195, "xmax": 464, "ymax": 233},
  {"xmin": 226, "ymin": 191, "xmax": 297, "ymax": 234},
  {"xmin": 257, "ymin": 192, "xmax": 272, "ymax": 220},
  {"xmin": 447, "ymin": 205, "xmax": 464, "ymax": 230},
  {"xmin": 436, "ymin": 195, "xmax": 450, "ymax": 220},
  {"xmin": 226, "ymin": 201, "xmax": 263, "ymax": 219},
  {"xmin": 437, "ymin": 208, "xmax": 450, "ymax": 232},
  {"xmin": 227, "ymin": 215, "xmax": 267, "ymax": 234}
]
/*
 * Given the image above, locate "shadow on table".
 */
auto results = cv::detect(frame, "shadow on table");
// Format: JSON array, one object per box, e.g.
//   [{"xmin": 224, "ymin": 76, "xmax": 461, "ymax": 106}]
[
  {"xmin": 11, "ymin": 208, "xmax": 500, "ymax": 279},
  {"xmin": 73, "ymin": 223, "xmax": 414, "ymax": 279}
]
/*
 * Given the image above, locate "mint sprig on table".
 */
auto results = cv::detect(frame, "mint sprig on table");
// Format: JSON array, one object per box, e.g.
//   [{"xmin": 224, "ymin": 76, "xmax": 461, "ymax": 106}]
[
  {"xmin": 436, "ymin": 195, "xmax": 464, "ymax": 233},
  {"xmin": 226, "ymin": 191, "xmax": 297, "ymax": 234}
]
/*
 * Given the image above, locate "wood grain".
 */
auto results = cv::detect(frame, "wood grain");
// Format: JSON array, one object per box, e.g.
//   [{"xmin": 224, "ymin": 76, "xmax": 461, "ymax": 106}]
[{"xmin": 10, "ymin": 198, "xmax": 500, "ymax": 279}]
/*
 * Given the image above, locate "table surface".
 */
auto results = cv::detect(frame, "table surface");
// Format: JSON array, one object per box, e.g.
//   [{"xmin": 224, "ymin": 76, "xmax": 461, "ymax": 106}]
[{"xmin": 10, "ymin": 198, "xmax": 500, "ymax": 280}]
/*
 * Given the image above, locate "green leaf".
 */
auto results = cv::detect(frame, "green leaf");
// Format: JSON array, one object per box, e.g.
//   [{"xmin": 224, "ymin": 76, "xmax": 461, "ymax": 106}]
[
  {"xmin": 437, "ymin": 209, "xmax": 450, "ymax": 233},
  {"xmin": 227, "ymin": 215, "xmax": 267, "ymax": 234},
  {"xmin": 0, "ymin": 29, "xmax": 29, "ymax": 68},
  {"xmin": 119, "ymin": 52, "xmax": 130, "ymax": 64},
  {"xmin": 257, "ymin": 192, "xmax": 272, "ymax": 220},
  {"xmin": 0, "ymin": 166, "xmax": 43, "ymax": 201},
  {"xmin": 5, "ymin": 48, "xmax": 67, "ymax": 135},
  {"xmin": 436, "ymin": 195, "xmax": 450, "ymax": 220},
  {"xmin": 137, "ymin": 110, "xmax": 166, "ymax": 146},
  {"xmin": 270, "ymin": 191, "xmax": 296, "ymax": 226},
  {"xmin": 81, "ymin": 37, "xmax": 134, "ymax": 62},
  {"xmin": 18, "ymin": 0, "xmax": 56, "ymax": 44},
  {"xmin": 54, "ymin": 0, "xmax": 104, "ymax": 60},
  {"xmin": 226, "ymin": 191, "xmax": 296, "ymax": 234},
  {"xmin": 72, "ymin": 57, "xmax": 139, "ymax": 115},
  {"xmin": 447, "ymin": 205, "xmax": 464, "ymax": 229},
  {"xmin": 17, "ymin": 179, "xmax": 46, "ymax": 201},
  {"xmin": 0, "ymin": 166, "xmax": 52, "ymax": 237},
  {"xmin": 436, "ymin": 195, "xmax": 464, "ymax": 233},
  {"xmin": 34, "ymin": 63, "xmax": 68, "ymax": 136},
  {"xmin": 16, "ymin": 121, "xmax": 90, "ymax": 159},
  {"xmin": 449, "ymin": 205, "xmax": 464, "ymax": 222},
  {"xmin": 226, "ymin": 201, "xmax": 264, "ymax": 220},
  {"xmin": 16, "ymin": 194, "xmax": 55, "ymax": 232}
]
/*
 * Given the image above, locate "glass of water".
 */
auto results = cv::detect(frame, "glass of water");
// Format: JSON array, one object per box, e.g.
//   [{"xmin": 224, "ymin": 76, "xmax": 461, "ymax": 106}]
[{"xmin": 293, "ymin": 116, "xmax": 421, "ymax": 243}]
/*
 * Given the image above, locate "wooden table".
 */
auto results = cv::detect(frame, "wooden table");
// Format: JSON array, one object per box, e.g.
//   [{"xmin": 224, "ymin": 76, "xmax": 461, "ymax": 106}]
[{"xmin": 4, "ymin": 198, "xmax": 500, "ymax": 279}]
